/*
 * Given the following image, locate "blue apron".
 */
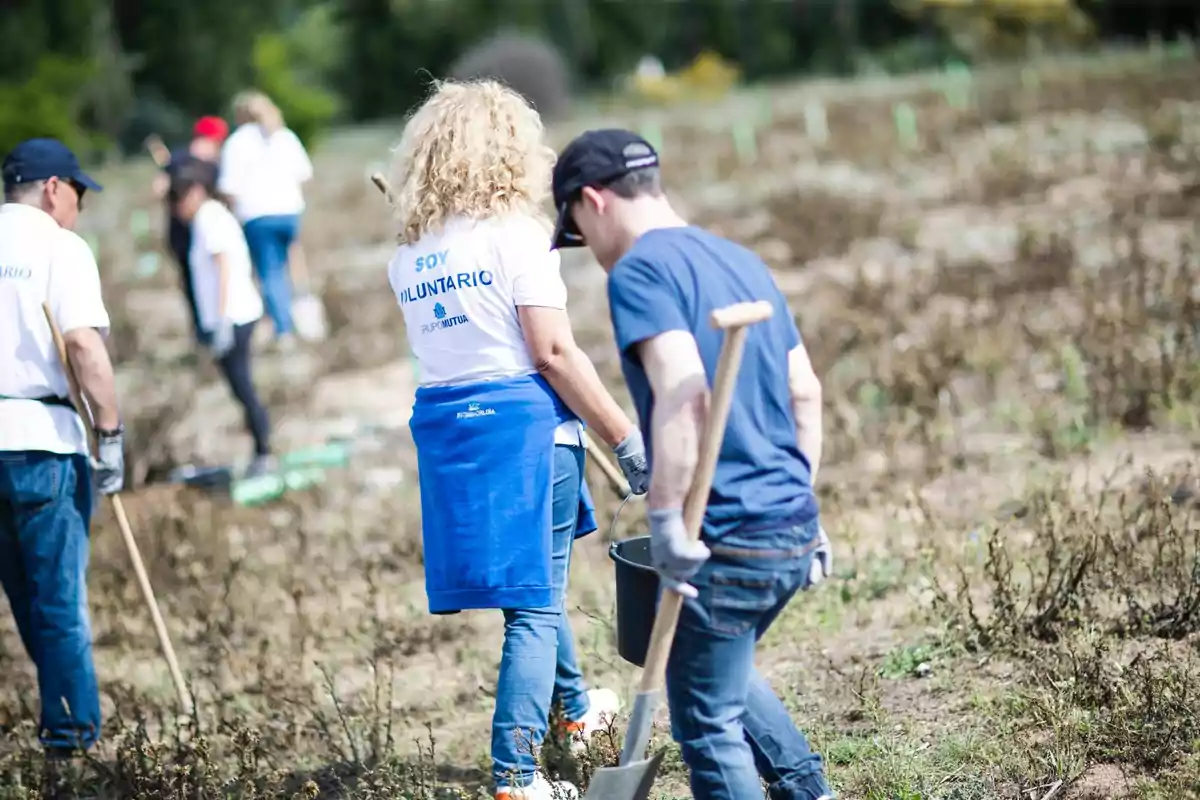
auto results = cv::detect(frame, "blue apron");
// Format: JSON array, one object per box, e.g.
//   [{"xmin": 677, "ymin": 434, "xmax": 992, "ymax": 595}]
[{"xmin": 410, "ymin": 373, "xmax": 597, "ymax": 614}]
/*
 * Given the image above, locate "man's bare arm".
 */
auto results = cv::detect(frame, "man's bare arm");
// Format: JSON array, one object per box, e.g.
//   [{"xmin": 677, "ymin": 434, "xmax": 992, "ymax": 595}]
[
  {"xmin": 63, "ymin": 328, "xmax": 120, "ymax": 431},
  {"xmin": 788, "ymin": 342, "xmax": 823, "ymax": 483},
  {"xmin": 518, "ymin": 305, "xmax": 634, "ymax": 448},
  {"xmin": 638, "ymin": 330, "xmax": 709, "ymax": 511}
]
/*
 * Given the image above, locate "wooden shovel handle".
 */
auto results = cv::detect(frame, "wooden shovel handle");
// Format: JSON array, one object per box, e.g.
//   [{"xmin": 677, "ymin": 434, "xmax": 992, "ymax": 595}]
[
  {"xmin": 711, "ymin": 300, "xmax": 773, "ymax": 330},
  {"xmin": 584, "ymin": 432, "xmax": 631, "ymax": 496},
  {"xmin": 41, "ymin": 302, "xmax": 194, "ymax": 716},
  {"xmin": 636, "ymin": 301, "xmax": 773, "ymax": 693}
]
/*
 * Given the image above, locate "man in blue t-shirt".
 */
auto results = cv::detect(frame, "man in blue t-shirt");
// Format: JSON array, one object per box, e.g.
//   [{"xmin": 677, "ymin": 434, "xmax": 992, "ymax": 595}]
[{"xmin": 552, "ymin": 129, "xmax": 834, "ymax": 800}]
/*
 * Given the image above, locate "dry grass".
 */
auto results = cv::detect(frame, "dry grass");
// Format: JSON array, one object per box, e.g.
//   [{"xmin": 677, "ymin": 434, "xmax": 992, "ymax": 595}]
[{"xmin": 3, "ymin": 51, "xmax": 1200, "ymax": 798}]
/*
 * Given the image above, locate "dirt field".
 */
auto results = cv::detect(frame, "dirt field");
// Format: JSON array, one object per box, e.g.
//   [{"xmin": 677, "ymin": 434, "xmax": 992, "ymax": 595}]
[{"xmin": 2, "ymin": 51, "xmax": 1199, "ymax": 799}]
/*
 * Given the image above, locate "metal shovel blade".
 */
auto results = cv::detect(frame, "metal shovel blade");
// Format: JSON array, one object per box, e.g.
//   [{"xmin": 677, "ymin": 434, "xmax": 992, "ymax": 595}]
[{"xmin": 581, "ymin": 749, "xmax": 666, "ymax": 800}]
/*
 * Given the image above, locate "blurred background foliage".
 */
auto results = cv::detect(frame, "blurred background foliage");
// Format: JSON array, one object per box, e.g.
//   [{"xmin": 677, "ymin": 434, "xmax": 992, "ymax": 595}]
[{"xmin": 0, "ymin": 0, "xmax": 1194, "ymax": 160}]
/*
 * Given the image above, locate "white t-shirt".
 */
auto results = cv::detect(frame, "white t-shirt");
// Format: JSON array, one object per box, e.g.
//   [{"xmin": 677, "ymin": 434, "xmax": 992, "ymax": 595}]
[
  {"xmin": 217, "ymin": 123, "xmax": 313, "ymax": 223},
  {"xmin": 189, "ymin": 199, "xmax": 264, "ymax": 331},
  {"xmin": 0, "ymin": 203, "xmax": 110, "ymax": 455},
  {"xmin": 387, "ymin": 214, "xmax": 583, "ymax": 446}
]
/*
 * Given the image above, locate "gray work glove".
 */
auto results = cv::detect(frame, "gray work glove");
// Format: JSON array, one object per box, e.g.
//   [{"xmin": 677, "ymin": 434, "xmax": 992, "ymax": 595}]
[
  {"xmin": 807, "ymin": 524, "xmax": 832, "ymax": 587},
  {"xmin": 208, "ymin": 318, "xmax": 235, "ymax": 359},
  {"xmin": 614, "ymin": 428, "xmax": 650, "ymax": 495},
  {"xmin": 93, "ymin": 428, "xmax": 125, "ymax": 495},
  {"xmin": 648, "ymin": 507, "xmax": 711, "ymax": 599}
]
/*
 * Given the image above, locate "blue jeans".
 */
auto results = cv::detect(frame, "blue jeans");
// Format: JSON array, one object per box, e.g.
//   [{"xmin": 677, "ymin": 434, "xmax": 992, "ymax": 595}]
[
  {"xmin": 0, "ymin": 451, "xmax": 101, "ymax": 751},
  {"xmin": 242, "ymin": 214, "xmax": 299, "ymax": 337},
  {"xmin": 667, "ymin": 517, "xmax": 833, "ymax": 800},
  {"xmin": 492, "ymin": 445, "xmax": 592, "ymax": 788}
]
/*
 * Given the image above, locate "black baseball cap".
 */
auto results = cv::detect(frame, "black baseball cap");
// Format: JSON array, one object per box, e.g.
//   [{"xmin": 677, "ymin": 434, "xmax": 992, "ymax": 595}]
[
  {"xmin": 551, "ymin": 128, "xmax": 659, "ymax": 250},
  {"xmin": 2, "ymin": 138, "xmax": 102, "ymax": 194}
]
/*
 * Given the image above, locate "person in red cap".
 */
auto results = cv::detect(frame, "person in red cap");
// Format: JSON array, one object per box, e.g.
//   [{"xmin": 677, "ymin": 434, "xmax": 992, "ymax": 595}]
[
  {"xmin": 146, "ymin": 117, "xmax": 231, "ymax": 344},
  {"xmin": 191, "ymin": 116, "xmax": 229, "ymax": 150}
]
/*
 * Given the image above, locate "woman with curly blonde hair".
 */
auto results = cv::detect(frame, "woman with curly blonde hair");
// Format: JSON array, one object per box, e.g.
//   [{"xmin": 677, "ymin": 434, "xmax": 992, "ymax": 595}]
[{"xmin": 386, "ymin": 79, "xmax": 649, "ymax": 800}]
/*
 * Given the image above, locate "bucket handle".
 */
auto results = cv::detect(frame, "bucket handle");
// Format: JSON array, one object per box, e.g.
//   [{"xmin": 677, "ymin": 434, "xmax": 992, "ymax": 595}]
[{"xmin": 608, "ymin": 491, "xmax": 636, "ymax": 542}]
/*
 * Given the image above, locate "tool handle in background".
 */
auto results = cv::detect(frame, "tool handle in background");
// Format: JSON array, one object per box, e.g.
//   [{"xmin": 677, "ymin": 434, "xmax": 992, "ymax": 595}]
[
  {"xmin": 145, "ymin": 134, "xmax": 170, "ymax": 169},
  {"xmin": 633, "ymin": 301, "xmax": 774, "ymax": 694},
  {"xmin": 371, "ymin": 172, "xmax": 394, "ymax": 203},
  {"xmin": 40, "ymin": 302, "xmax": 195, "ymax": 716}
]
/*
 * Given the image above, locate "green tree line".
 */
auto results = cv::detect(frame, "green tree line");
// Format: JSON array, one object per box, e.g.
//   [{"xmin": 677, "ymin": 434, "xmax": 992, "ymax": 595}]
[{"xmin": 0, "ymin": 0, "xmax": 1190, "ymax": 159}]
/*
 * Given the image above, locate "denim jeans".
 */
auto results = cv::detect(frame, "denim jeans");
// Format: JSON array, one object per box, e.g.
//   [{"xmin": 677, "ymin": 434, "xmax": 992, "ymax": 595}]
[
  {"xmin": 492, "ymin": 444, "xmax": 592, "ymax": 788},
  {"xmin": 0, "ymin": 451, "xmax": 101, "ymax": 751},
  {"xmin": 242, "ymin": 214, "xmax": 299, "ymax": 337},
  {"xmin": 667, "ymin": 516, "xmax": 833, "ymax": 800}
]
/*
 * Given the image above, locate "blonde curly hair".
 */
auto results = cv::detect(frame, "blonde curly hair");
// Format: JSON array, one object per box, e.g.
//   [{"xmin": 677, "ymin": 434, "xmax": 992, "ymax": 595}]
[{"xmin": 389, "ymin": 79, "xmax": 555, "ymax": 245}]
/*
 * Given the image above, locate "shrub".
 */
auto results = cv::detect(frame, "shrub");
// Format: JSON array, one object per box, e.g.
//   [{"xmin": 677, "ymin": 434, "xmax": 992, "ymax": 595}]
[
  {"xmin": 0, "ymin": 55, "xmax": 105, "ymax": 159},
  {"xmin": 448, "ymin": 30, "xmax": 572, "ymax": 120},
  {"xmin": 250, "ymin": 30, "xmax": 340, "ymax": 150},
  {"xmin": 898, "ymin": 0, "xmax": 1097, "ymax": 62}
]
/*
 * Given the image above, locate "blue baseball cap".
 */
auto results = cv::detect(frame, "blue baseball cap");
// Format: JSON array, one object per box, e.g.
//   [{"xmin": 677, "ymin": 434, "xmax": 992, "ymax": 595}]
[
  {"xmin": 2, "ymin": 138, "xmax": 103, "ymax": 193},
  {"xmin": 551, "ymin": 128, "xmax": 659, "ymax": 250}
]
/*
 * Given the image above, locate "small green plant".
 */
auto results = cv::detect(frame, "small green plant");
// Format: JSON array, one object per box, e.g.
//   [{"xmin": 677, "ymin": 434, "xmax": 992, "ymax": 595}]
[{"xmin": 879, "ymin": 642, "xmax": 940, "ymax": 679}]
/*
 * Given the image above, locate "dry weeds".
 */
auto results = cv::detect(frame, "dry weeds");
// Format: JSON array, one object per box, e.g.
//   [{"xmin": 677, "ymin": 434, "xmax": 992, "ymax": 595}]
[{"xmin": 3, "ymin": 52, "xmax": 1200, "ymax": 799}]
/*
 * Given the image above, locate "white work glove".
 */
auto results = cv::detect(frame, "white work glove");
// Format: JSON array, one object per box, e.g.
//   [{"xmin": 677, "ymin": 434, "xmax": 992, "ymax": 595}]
[
  {"xmin": 807, "ymin": 524, "xmax": 832, "ymax": 587},
  {"xmin": 92, "ymin": 428, "xmax": 126, "ymax": 495},
  {"xmin": 648, "ymin": 507, "xmax": 711, "ymax": 599},
  {"xmin": 208, "ymin": 318, "xmax": 235, "ymax": 359},
  {"xmin": 614, "ymin": 428, "xmax": 650, "ymax": 495}
]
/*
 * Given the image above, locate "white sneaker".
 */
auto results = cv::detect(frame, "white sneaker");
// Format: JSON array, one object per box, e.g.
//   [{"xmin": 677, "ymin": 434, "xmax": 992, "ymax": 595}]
[
  {"xmin": 495, "ymin": 773, "xmax": 580, "ymax": 800},
  {"xmin": 563, "ymin": 688, "xmax": 622, "ymax": 754}
]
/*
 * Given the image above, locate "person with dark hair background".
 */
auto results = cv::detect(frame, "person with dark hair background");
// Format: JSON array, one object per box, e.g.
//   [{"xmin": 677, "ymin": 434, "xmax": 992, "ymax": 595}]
[
  {"xmin": 168, "ymin": 160, "xmax": 274, "ymax": 478},
  {"xmin": 147, "ymin": 116, "xmax": 229, "ymax": 345}
]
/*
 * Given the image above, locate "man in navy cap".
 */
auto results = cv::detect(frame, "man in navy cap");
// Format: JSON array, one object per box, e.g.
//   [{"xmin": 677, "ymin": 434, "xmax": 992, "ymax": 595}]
[
  {"xmin": 0, "ymin": 137, "xmax": 124, "ymax": 756},
  {"xmin": 552, "ymin": 129, "xmax": 834, "ymax": 800}
]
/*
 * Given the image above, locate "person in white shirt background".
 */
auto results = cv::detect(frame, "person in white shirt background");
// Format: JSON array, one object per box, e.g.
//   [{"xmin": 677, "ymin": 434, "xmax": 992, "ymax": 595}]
[
  {"xmin": 217, "ymin": 90, "xmax": 313, "ymax": 348},
  {"xmin": 0, "ymin": 137, "xmax": 125, "ymax": 758},
  {"xmin": 145, "ymin": 115, "xmax": 231, "ymax": 347},
  {"xmin": 169, "ymin": 159, "xmax": 274, "ymax": 477},
  {"xmin": 386, "ymin": 79, "xmax": 649, "ymax": 800}
]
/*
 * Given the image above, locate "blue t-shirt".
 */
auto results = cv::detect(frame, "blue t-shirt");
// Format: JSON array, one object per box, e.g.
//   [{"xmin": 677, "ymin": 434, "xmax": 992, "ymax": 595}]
[{"xmin": 607, "ymin": 226, "xmax": 818, "ymax": 541}]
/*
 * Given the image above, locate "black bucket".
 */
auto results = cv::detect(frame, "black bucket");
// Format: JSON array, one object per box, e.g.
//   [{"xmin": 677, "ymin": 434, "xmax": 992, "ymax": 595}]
[{"xmin": 609, "ymin": 536, "xmax": 660, "ymax": 668}]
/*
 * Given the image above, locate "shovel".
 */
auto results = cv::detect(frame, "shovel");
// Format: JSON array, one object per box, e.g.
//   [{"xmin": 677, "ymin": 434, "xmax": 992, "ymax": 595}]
[
  {"xmin": 41, "ymin": 303, "xmax": 195, "ymax": 716},
  {"xmin": 583, "ymin": 299, "xmax": 775, "ymax": 800},
  {"xmin": 367, "ymin": 171, "xmax": 631, "ymax": 498}
]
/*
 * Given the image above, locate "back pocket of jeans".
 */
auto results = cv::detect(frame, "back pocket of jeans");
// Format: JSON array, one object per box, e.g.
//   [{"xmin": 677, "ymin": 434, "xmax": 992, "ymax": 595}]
[
  {"xmin": 6, "ymin": 457, "xmax": 60, "ymax": 508},
  {"xmin": 708, "ymin": 568, "xmax": 779, "ymax": 637}
]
